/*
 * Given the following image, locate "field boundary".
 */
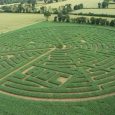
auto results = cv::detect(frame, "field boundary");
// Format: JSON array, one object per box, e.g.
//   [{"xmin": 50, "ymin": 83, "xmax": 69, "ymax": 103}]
[{"xmin": 0, "ymin": 20, "xmax": 44, "ymax": 35}]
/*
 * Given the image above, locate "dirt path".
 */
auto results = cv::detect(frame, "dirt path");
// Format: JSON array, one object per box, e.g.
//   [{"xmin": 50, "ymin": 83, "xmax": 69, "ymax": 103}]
[
  {"xmin": 0, "ymin": 90, "xmax": 114, "ymax": 102},
  {"xmin": 0, "ymin": 48, "xmax": 56, "ymax": 82}
]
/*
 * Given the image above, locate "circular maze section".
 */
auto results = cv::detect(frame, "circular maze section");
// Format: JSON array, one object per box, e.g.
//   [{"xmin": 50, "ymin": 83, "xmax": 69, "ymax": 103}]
[{"xmin": 0, "ymin": 23, "xmax": 115, "ymax": 101}]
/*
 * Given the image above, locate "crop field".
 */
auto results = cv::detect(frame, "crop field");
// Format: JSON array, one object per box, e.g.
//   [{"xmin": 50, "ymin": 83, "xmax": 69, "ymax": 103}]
[
  {"xmin": 109, "ymin": 4, "xmax": 115, "ymax": 8},
  {"xmin": 71, "ymin": 9, "xmax": 115, "ymax": 15},
  {"xmin": 0, "ymin": 13, "xmax": 44, "ymax": 33},
  {"xmin": 0, "ymin": 22, "xmax": 115, "ymax": 114},
  {"xmin": 43, "ymin": 0, "xmax": 100, "ymax": 9}
]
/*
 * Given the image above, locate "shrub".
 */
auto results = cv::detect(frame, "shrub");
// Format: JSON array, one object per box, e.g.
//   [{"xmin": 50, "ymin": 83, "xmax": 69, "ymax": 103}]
[
  {"xmin": 44, "ymin": 10, "xmax": 51, "ymax": 21},
  {"xmin": 110, "ymin": 20, "xmax": 115, "ymax": 26},
  {"xmin": 74, "ymin": 3, "xmax": 83, "ymax": 10}
]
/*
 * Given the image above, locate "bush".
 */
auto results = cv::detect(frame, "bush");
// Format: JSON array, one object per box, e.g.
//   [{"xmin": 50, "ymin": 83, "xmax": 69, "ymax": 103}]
[
  {"xmin": 2, "ymin": 6, "xmax": 12, "ymax": 12},
  {"xmin": 110, "ymin": 20, "xmax": 115, "ymax": 26},
  {"xmin": 44, "ymin": 10, "xmax": 51, "ymax": 21},
  {"xmin": 74, "ymin": 3, "xmax": 83, "ymax": 10}
]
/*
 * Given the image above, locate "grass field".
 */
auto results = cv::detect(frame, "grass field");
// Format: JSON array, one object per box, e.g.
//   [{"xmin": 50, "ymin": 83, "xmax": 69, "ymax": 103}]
[{"xmin": 0, "ymin": 21, "xmax": 115, "ymax": 115}]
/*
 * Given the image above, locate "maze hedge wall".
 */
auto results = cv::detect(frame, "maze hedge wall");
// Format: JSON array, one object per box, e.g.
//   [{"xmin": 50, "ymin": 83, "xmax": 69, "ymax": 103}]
[{"xmin": 0, "ymin": 22, "xmax": 115, "ymax": 101}]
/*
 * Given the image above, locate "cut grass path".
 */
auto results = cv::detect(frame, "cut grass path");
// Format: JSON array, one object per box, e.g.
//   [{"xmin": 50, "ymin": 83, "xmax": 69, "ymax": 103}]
[{"xmin": 0, "ymin": 90, "xmax": 115, "ymax": 102}]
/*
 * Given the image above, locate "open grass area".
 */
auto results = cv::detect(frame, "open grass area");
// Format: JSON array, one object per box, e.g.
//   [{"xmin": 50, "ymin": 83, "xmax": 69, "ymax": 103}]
[
  {"xmin": 0, "ymin": 21, "xmax": 115, "ymax": 114},
  {"xmin": 0, "ymin": 13, "xmax": 44, "ymax": 33}
]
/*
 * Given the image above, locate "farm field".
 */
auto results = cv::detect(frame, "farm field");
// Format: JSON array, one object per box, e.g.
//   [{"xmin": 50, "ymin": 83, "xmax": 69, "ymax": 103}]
[
  {"xmin": 0, "ymin": 21, "xmax": 115, "ymax": 115},
  {"xmin": 0, "ymin": 13, "xmax": 44, "ymax": 33},
  {"xmin": 109, "ymin": 4, "xmax": 115, "ymax": 8},
  {"xmin": 71, "ymin": 9, "xmax": 115, "ymax": 15},
  {"xmin": 0, "ymin": 13, "xmax": 114, "ymax": 34},
  {"xmin": 42, "ymin": 0, "xmax": 100, "ymax": 9}
]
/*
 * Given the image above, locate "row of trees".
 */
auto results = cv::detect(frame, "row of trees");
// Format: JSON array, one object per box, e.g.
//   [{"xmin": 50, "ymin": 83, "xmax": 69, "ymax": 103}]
[
  {"xmin": 40, "ymin": 3, "xmax": 72, "ymax": 14},
  {"xmin": 44, "ymin": 0, "xmax": 59, "ymax": 3},
  {"xmin": 54, "ymin": 16, "xmax": 115, "ymax": 27},
  {"xmin": 0, "ymin": 0, "xmax": 31, "ymax": 5},
  {"xmin": 1, "ymin": 0, "xmax": 69, "ymax": 13},
  {"xmin": 0, "ymin": 0, "xmax": 64, "ymax": 4},
  {"xmin": 54, "ymin": 13, "xmax": 70, "ymax": 22},
  {"xmin": 1, "ymin": 0, "xmax": 37, "ymax": 13}
]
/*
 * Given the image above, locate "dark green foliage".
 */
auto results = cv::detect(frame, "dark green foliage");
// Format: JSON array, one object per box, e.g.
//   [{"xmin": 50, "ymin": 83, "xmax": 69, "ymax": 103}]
[
  {"xmin": 0, "ymin": 0, "xmax": 28, "ymax": 4},
  {"xmin": 74, "ymin": 3, "xmax": 83, "ymax": 10},
  {"xmin": 44, "ymin": 10, "xmax": 51, "ymax": 21},
  {"xmin": 57, "ymin": 16, "xmax": 115, "ymax": 27},
  {"xmin": 110, "ymin": 19, "xmax": 115, "ymax": 26},
  {"xmin": 98, "ymin": 0, "xmax": 109, "ymax": 8}
]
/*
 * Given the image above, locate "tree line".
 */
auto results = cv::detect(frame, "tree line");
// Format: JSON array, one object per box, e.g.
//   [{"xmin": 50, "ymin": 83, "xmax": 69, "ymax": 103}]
[
  {"xmin": 1, "ymin": 0, "xmax": 37, "ymax": 13},
  {"xmin": 0, "ymin": 0, "xmax": 28, "ymax": 4},
  {"xmin": 0, "ymin": 0, "xmax": 62, "ymax": 5},
  {"xmin": 54, "ymin": 14, "xmax": 115, "ymax": 27}
]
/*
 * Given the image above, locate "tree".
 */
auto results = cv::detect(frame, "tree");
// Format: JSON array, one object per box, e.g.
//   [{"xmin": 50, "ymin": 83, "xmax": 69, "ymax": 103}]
[
  {"xmin": 44, "ymin": 10, "xmax": 51, "ymax": 21},
  {"xmin": 98, "ymin": 3, "xmax": 101, "ymax": 8},
  {"xmin": 102, "ymin": 1, "xmax": 108, "ymax": 8},
  {"xmin": 27, "ymin": 0, "xmax": 36, "ymax": 12},
  {"xmin": 57, "ymin": 12, "xmax": 63, "ymax": 22},
  {"xmin": 54, "ymin": 16, "xmax": 58, "ymax": 22},
  {"xmin": 90, "ymin": 17, "xmax": 96, "ymax": 24},
  {"xmin": 110, "ymin": 20, "xmax": 115, "ymax": 26}
]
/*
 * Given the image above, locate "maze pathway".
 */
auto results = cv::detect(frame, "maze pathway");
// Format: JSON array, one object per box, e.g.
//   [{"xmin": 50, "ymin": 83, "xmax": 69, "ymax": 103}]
[{"xmin": 0, "ymin": 23, "xmax": 115, "ymax": 101}]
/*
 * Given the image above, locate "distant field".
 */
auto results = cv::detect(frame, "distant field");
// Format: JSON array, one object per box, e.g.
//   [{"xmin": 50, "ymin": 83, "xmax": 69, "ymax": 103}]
[
  {"xmin": 71, "ymin": 9, "xmax": 115, "ymax": 15},
  {"xmin": 43, "ymin": 0, "xmax": 100, "ymax": 9},
  {"xmin": 0, "ymin": 13, "xmax": 44, "ymax": 33},
  {"xmin": 109, "ymin": 4, "xmax": 115, "ymax": 8}
]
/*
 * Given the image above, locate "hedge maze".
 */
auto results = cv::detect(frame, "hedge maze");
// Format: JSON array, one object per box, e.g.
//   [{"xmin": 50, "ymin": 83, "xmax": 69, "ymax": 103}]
[{"xmin": 0, "ymin": 23, "xmax": 115, "ymax": 101}]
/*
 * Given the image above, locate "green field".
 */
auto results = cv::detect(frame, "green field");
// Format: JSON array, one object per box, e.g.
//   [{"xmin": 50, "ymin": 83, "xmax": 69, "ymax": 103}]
[{"xmin": 0, "ymin": 22, "xmax": 115, "ymax": 115}]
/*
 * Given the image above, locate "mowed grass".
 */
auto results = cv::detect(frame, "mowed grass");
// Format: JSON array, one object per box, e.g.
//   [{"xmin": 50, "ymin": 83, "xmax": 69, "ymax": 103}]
[
  {"xmin": 0, "ymin": 22, "xmax": 115, "ymax": 114},
  {"xmin": 0, "ymin": 92, "xmax": 115, "ymax": 115},
  {"xmin": 0, "ymin": 13, "xmax": 45, "ymax": 33}
]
